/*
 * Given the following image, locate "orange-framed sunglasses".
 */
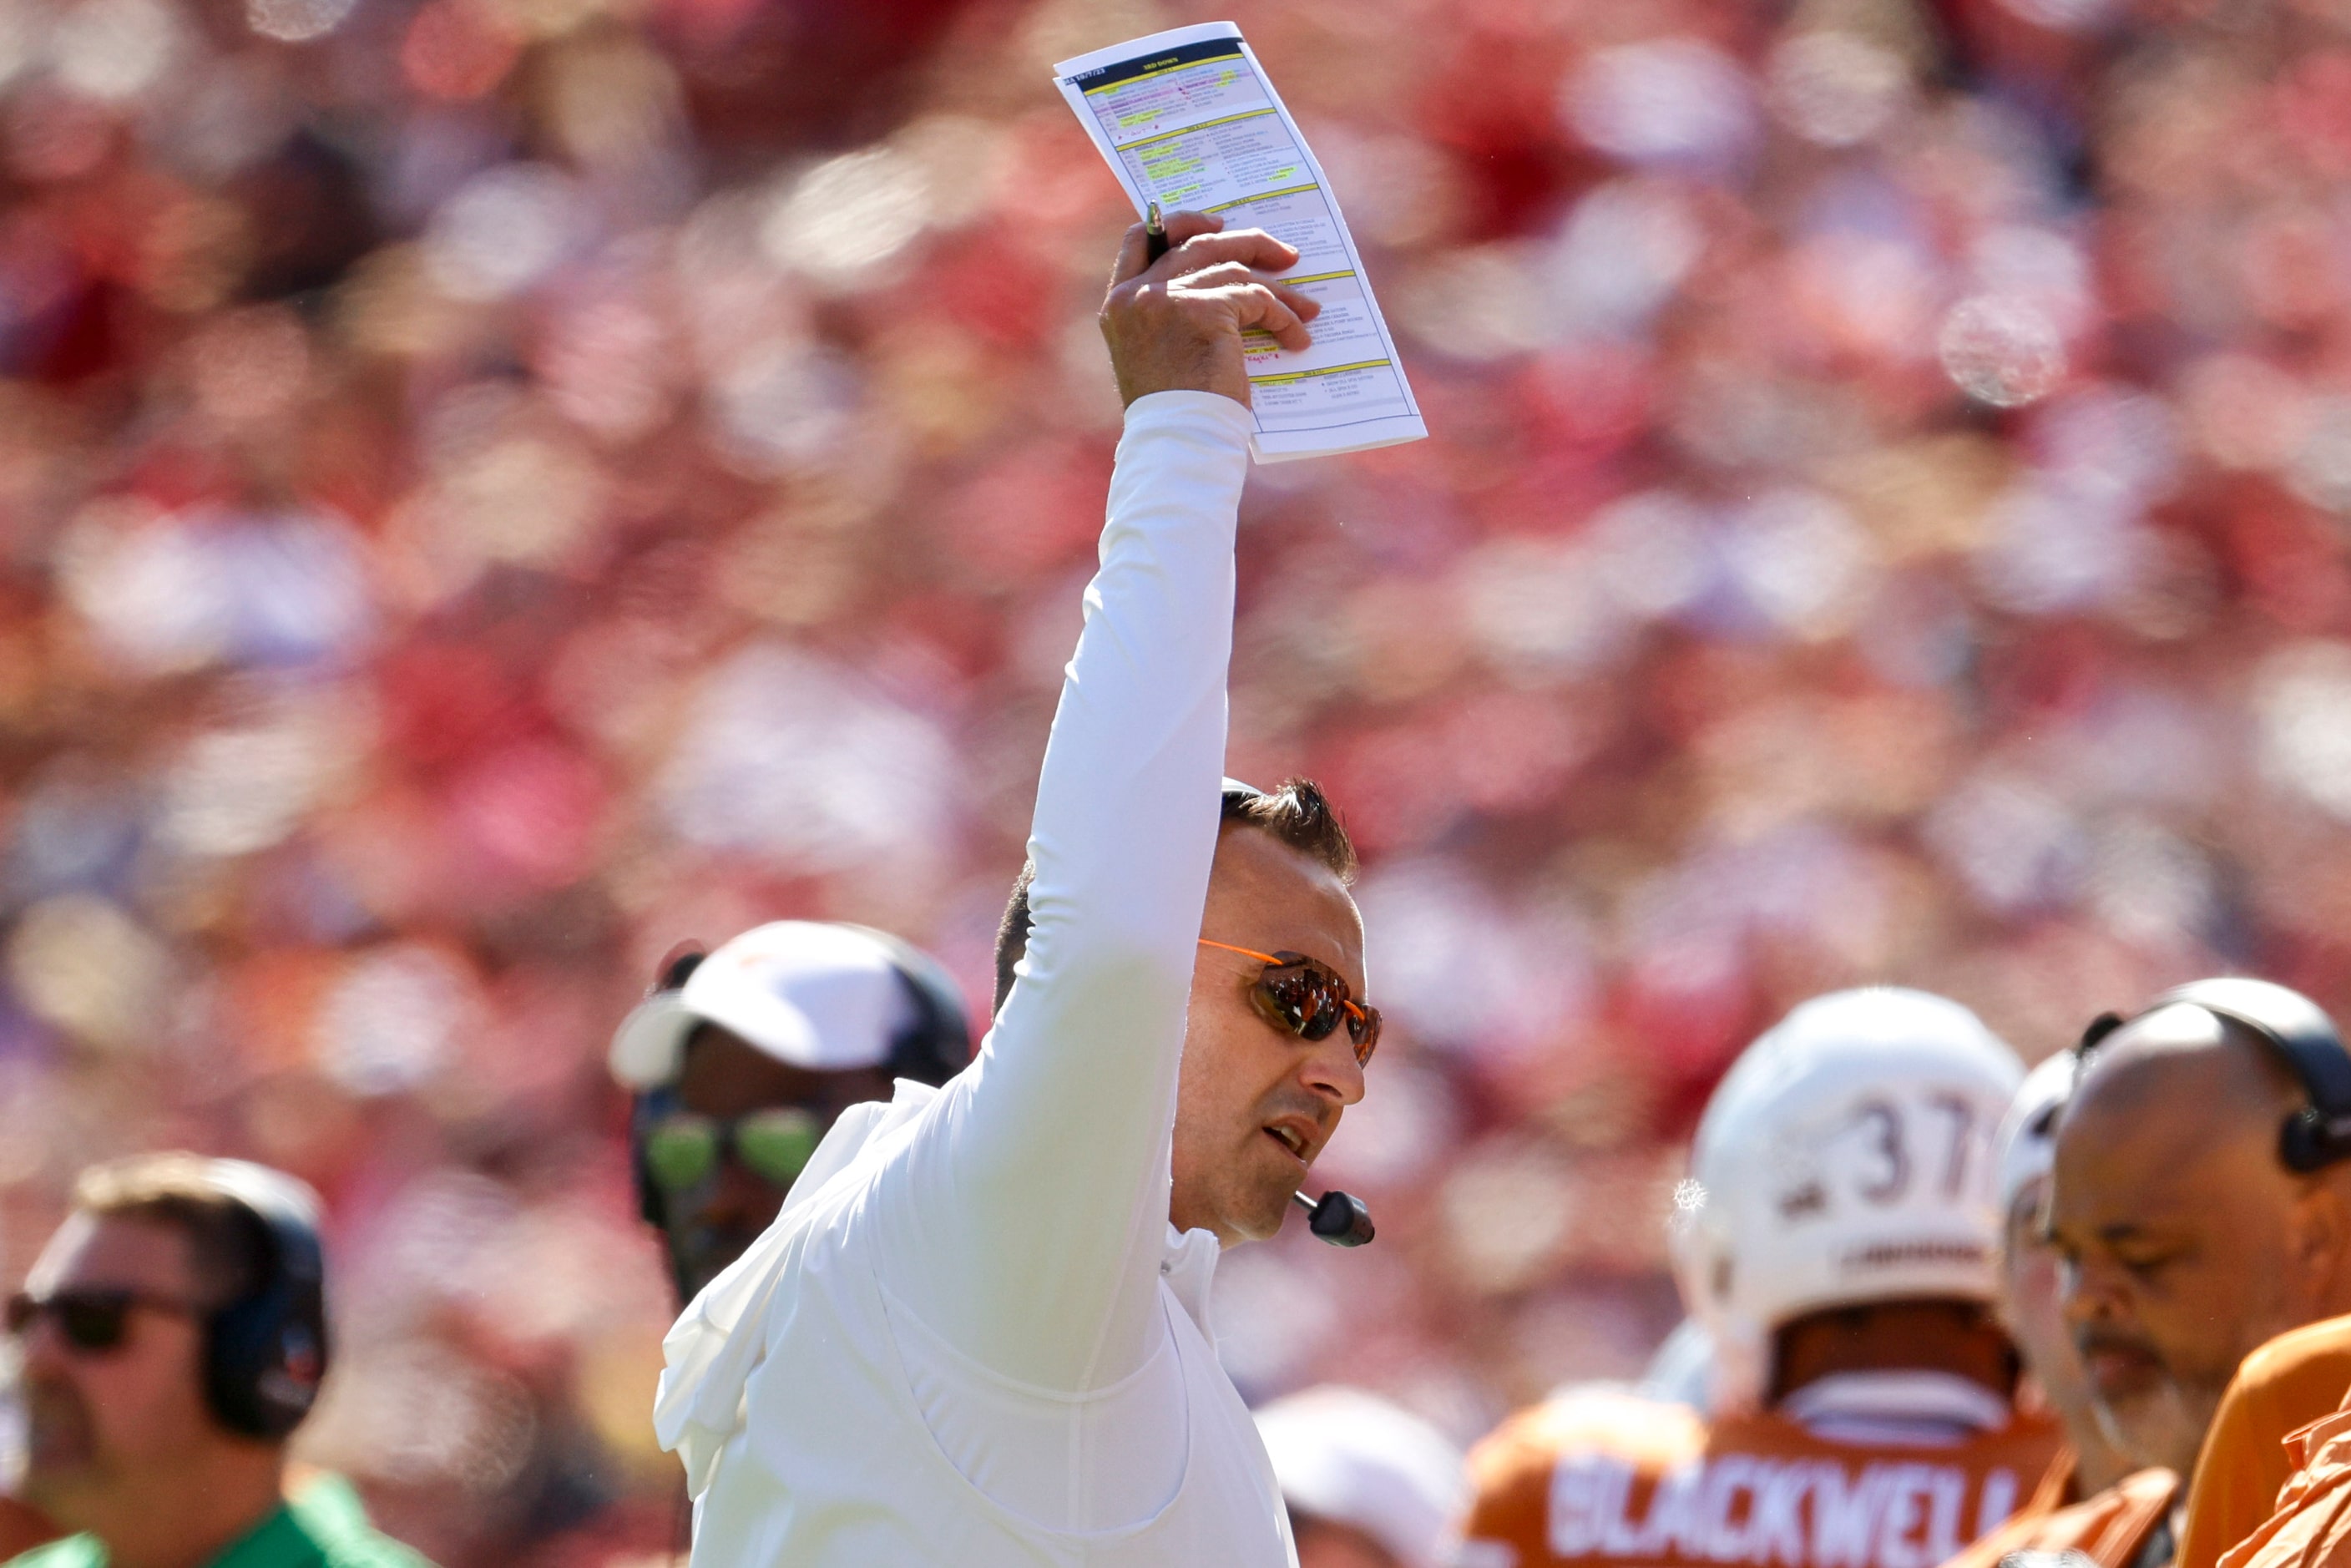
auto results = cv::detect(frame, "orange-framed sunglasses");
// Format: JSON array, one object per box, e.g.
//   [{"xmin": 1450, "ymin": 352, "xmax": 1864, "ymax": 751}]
[{"xmin": 1198, "ymin": 939, "xmax": 1381, "ymax": 1068}]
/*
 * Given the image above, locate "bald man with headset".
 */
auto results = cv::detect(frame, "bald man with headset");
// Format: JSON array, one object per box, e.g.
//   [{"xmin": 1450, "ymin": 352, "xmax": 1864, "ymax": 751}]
[
  {"xmin": 3, "ymin": 1155, "xmax": 431, "ymax": 1568},
  {"xmin": 2010, "ymin": 980, "xmax": 2351, "ymax": 1568}
]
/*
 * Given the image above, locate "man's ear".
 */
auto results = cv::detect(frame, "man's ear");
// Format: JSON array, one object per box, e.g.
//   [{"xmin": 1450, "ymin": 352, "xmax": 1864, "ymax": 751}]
[{"xmin": 2290, "ymin": 1179, "xmax": 2351, "ymax": 1310}]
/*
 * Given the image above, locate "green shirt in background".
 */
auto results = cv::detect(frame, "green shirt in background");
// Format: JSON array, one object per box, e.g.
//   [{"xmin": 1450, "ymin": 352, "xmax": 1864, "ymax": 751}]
[{"xmin": 3, "ymin": 1474, "xmax": 436, "ymax": 1568}]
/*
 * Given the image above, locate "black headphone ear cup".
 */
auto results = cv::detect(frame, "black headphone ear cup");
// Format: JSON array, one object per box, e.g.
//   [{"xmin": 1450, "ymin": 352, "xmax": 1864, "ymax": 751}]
[
  {"xmin": 202, "ymin": 1314, "xmax": 248, "ymax": 1434},
  {"xmin": 206, "ymin": 1282, "xmax": 326, "ymax": 1438},
  {"xmin": 2281, "ymin": 1108, "xmax": 2344, "ymax": 1175},
  {"xmin": 2149, "ymin": 979, "xmax": 2351, "ymax": 1174},
  {"xmin": 2284, "ymin": 1113, "xmax": 2322, "ymax": 1175},
  {"xmin": 234, "ymin": 1287, "xmax": 323, "ymax": 1437},
  {"xmin": 195, "ymin": 1166, "xmax": 329, "ymax": 1440}
]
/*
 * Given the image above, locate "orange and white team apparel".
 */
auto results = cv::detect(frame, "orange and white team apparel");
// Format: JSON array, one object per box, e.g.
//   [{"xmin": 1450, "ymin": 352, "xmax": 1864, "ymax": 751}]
[
  {"xmin": 1464, "ymin": 989, "xmax": 2062, "ymax": 1568},
  {"xmin": 1935, "ymin": 1458, "xmax": 2178, "ymax": 1568},
  {"xmin": 1463, "ymin": 1384, "xmax": 2063, "ymax": 1568},
  {"xmin": 2181, "ymin": 1318, "xmax": 2351, "ymax": 1568},
  {"xmin": 2208, "ymin": 1390, "xmax": 2351, "ymax": 1568}
]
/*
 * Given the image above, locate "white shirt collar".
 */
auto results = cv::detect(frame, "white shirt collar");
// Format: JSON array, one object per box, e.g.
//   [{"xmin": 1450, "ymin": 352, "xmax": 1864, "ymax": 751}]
[{"xmin": 1160, "ymin": 1224, "xmax": 1221, "ymax": 1338}]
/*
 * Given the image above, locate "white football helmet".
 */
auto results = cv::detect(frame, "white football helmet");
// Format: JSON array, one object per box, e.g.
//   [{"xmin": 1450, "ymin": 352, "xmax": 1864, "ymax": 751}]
[{"xmin": 1668, "ymin": 987, "xmax": 2025, "ymax": 1413}]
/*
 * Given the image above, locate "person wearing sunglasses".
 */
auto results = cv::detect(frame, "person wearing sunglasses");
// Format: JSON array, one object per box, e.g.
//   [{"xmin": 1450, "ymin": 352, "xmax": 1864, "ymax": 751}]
[
  {"xmin": 607, "ymin": 920, "xmax": 973, "ymax": 1302},
  {"xmin": 3, "ymin": 1154, "xmax": 432, "ymax": 1568},
  {"xmin": 653, "ymin": 210, "xmax": 1372, "ymax": 1567}
]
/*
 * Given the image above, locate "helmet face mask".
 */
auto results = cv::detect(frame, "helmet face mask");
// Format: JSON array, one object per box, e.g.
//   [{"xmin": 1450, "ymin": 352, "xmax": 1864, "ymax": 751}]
[{"xmin": 1670, "ymin": 988, "xmax": 2025, "ymax": 1413}]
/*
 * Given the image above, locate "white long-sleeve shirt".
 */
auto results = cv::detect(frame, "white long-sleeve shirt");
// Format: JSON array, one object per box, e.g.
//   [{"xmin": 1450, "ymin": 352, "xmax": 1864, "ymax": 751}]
[{"xmin": 654, "ymin": 390, "xmax": 1297, "ymax": 1566}]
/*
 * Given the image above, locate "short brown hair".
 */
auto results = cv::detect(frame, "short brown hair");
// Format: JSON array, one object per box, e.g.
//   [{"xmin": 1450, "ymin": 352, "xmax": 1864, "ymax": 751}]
[
  {"xmin": 992, "ymin": 777, "xmax": 1356, "ymax": 1014},
  {"xmin": 73, "ymin": 1153, "xmax": 270, "ymax": 1309}
]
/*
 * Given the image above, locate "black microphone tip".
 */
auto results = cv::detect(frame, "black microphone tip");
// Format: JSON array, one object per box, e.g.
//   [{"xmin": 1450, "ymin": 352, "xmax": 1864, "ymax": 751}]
[{"xmin": 1303, "ymin": 1189, "xmax": 1375, "ymax": 1247}]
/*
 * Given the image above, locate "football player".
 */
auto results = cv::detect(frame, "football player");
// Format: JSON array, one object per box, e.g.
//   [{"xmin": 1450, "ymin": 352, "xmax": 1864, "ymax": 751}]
[{"xmin": 1461, "ymin": 989, "xmax": 2064, "ymax": 1568}]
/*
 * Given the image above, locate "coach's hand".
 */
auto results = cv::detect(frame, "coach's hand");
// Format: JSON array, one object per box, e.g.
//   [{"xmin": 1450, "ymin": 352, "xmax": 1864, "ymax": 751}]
[{"xmin": 1099, "ymin": 211, "xmax": 1320, "ymax": 408}]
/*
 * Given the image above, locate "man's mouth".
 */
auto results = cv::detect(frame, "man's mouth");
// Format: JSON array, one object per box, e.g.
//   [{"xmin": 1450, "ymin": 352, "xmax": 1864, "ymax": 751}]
[
  {"xmin": 2079, "ymin": 1339, "xmax": 2164, "ymax": 1393},
  {"xmin": 1263, "ymin": 1120, "xmax": 1312, "ymax": 1166},
  {"xmin": 24, "ymin": 1384, "xmax": 93, "ymax": 1475}
]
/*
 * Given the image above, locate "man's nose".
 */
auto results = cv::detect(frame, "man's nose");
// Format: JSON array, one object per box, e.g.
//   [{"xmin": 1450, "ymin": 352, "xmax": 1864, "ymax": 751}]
[
  {"xmin": 2057, "ymin": 1254, "xmax": 2126, "ymax": 1328},
  {"xmin": 697, "ymin": 1154, "xmax": 790, "ymax": 1227},
  {"xmin": 1299, "ymin": 1033, "xmax": 1365, "ymax": 1108},
  {"xmin": 15, "ymin": 1313, "xmax": 77, "ymax": 1378}
]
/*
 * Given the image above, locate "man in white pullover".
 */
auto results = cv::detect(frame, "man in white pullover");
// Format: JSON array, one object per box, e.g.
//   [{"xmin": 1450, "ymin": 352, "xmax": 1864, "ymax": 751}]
[{"xmin": 654, "ymin": 210, "xmax": 1380, "ymax": 1565}]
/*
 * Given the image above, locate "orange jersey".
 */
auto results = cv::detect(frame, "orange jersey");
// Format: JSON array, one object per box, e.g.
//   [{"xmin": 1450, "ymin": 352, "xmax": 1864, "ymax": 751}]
[
  {"xmin": 2184, "ymin": 1318, "xmax": 2351, "ymax": 1568},
  {"xmin": 1464, "ymin": 1389, "xmax": 2064, "ymax": 1568},
  {"xmin": 1937, "ymin": 1454, "xmax": 2178, "ymax": 1568},
  {"xmin": 2215, "ymin": 1394, "xmax": 2351, "ymax": 1568}
]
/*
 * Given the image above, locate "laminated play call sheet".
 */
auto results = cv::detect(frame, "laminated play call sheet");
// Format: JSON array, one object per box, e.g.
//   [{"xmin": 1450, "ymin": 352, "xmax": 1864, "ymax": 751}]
[{"xmin": 1055, "ymin": 22, "xmax": 1427, "ymax": 462}]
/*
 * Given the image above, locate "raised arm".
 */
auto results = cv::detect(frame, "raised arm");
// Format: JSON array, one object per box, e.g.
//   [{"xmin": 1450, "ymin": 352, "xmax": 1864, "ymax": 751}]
[{"xmin": 875, "ymin": 215, "xmax": 1320, "ymax": 1392}]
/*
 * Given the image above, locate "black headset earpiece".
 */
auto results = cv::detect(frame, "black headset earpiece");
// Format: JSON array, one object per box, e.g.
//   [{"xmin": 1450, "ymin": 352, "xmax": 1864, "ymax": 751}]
[
  {"xmin": 2163, "ymin": 979, "xmax": 2351, "ymax": 1174},
  {"xmin": 2086, "ymin": 979, "xmax": 2351, "ymax": 1175},
  {"xmin": 198, "ymin": 1161, "xmax": 330, "ymax": 1440}
]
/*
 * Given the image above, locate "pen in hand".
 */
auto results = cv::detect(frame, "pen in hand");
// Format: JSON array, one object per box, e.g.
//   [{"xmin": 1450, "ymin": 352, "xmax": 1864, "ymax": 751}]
[{"xmin": 1145, "ymin": 200, "xmax": 1168, "ymax": 265}]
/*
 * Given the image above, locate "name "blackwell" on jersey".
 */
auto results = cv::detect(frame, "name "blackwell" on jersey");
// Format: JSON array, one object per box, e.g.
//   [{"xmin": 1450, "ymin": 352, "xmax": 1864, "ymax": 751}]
[{"xmin": 1546, "ymin": 1454, "xmax": 2023, "ymax": 1568}]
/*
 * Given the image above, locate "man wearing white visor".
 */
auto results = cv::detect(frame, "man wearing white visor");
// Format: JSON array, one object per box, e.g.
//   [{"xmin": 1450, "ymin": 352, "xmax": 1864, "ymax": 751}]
[
  {"xmin": 654, "ymin": 211, "xmax": 1383, "ymax": 1565},
  {"xmin": 608, "ymin": 921, "xmax": 972, "ymax": 1302}
]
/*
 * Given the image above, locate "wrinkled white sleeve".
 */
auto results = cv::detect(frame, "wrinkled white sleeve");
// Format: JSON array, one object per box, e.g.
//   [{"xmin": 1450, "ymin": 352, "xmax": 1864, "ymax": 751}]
[{"xmin": 876, "ymin": 389, "xmax": 1251, "ymax": 1392}]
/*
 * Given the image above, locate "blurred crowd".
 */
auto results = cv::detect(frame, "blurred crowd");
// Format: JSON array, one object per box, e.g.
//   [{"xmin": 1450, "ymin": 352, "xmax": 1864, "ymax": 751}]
[{"xmin": 2, "ymin": 0, "xmax": 2349, "ymax": 1558}]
